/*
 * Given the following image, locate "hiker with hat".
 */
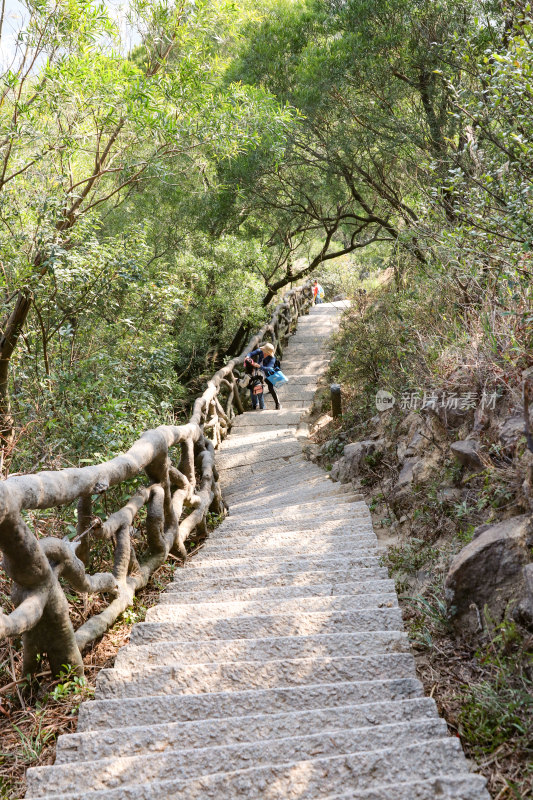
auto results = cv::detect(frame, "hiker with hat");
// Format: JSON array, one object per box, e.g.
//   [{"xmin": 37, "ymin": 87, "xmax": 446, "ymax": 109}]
[{"xmin": 244, "ymin": 342, "xmax": 282, "ymax": 411}]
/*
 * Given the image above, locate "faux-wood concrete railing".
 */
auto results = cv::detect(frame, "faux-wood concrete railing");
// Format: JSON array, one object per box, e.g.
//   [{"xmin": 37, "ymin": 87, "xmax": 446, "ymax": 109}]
[{"xmin": 0, "ymin": 283, "xmax": 313, "ymax": 678}]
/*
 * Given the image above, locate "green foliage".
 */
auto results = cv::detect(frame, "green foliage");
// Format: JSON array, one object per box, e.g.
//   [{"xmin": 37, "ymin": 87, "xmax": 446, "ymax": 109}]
[
  {"xmin": 48, "ymin": 667, "xmax": 93, "ymax": 704},
  {"xmin": 459, "ymin": 619, "xmax": 533, "ymax": 762},
  {"xmin": 405, "ymin": 593, "xmax": 453, "ymax": 649},
  {"xmin": 4, "ymin": 717, "xmax": 55, "ymax": 765},
  {"xmin": 0, "ymin": 0, "xmax": 296, "ymax": 473},
  {"xmin": 382, "ymin": 537, "xmax": 439, "ymax": 577}
]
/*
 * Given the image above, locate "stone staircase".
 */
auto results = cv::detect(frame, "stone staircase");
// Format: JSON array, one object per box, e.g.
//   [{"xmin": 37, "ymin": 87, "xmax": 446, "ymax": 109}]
[{"xmin": 25, "ymin": 302, "xmax": 490, "ymax": 799}]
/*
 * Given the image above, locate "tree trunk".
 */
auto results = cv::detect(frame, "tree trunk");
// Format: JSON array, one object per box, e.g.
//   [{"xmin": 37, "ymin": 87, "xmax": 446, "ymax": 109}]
[
  {"xmin": 0, "ymin": 290, "xmax": 33, "ymax": 450},
  {"xmin": 225, "ymin": 321, "xmax": 252, "ymax": 358}
]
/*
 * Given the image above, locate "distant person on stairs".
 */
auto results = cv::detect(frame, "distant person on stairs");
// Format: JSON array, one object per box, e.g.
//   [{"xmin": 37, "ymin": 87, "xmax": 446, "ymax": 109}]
[
  {"xmin": 244, "ymin": 342, "xmax": 282, "ymax": 410},
  {"xmin": 313, "ymin": 280, "xmax": 325, "ymax": 304}
]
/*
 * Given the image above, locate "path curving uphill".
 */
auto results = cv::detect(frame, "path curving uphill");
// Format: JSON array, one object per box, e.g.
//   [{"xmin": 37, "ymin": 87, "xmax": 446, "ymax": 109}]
[{"xmin": 25, "ymin": 302, "xmax": 489, "ymax": 800}]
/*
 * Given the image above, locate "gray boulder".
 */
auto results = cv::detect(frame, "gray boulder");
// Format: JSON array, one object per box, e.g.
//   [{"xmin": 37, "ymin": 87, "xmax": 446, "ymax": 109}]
[
  {"xmin": 450, "ymin": 439, "xmax": 484, "ymax": 470},
  {"xmin": 499, "ymin": 414, "xmax": 525, "ymax": 453},
  {"xmin": 445, "ymin": 515, "xmax": 533, "ymax": 633},
  {"xmin": 330, "ymin": 439, "xmax": 385, "ymax": 484}
]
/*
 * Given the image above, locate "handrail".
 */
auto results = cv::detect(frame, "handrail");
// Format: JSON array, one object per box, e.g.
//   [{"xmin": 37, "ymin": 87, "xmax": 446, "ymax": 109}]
[{"xmin": 0, "ymin": 282, "xmax": 314, "ymax": 677}]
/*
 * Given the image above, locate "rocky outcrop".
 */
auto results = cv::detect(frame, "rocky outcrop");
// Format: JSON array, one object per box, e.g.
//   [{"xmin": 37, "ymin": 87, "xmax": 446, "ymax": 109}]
[
  {"xmin": 498, "ymin": 415, "xmax": 525, "ymax": 454},
  {"xmin": 450, "ymin": 440, "xmax": 484, "ymax": 471},
  {"xmin": 445, "ymin": 515, "xmax": 533, "ymax": 633},
  {"xmin": 330, "ymin": 439, "xmax": 386, "ymax": 483}
]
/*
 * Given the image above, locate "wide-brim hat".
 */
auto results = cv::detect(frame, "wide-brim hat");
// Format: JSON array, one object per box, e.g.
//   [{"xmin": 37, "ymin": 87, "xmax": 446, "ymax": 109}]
[{"xmin": 261, "ymin": 342, "xmax": 275, "ymax": 354}]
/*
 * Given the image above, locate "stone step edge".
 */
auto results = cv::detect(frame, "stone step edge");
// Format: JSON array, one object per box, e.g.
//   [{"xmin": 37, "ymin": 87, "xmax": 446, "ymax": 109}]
[
  {"xmin": 132, "ymin": 607, "xmax": 402, "ymax": 631},
  {"xmin": 27, "ymin": 719, "xmax": 450, "ymax": 795},
  {"xmin": 198, "ymin": 530, "xmax": 377, "ymax": 544},
  {"xmin": 162, "ymin": 579, "xmax": 396, "ymax": 600},
  {"xmin": 156, "ymin": 591, "xmax": 397, "ymax": 609},
  {"xmin": 164, "ymin": 569, "xmax": 390, "ymax": 590},
  {"xmin": 192, "ymin": 547, "xmax": 381, "ymax": 563},
  {"xmin": 114, "ymin": 630, "xmax": 411, "ymax": 669},
  {"xmin": 96, "ymin": 653, "xmax": 415, "ymax": 689},
  {"xmin": 77, "ymin": 678, "xmax": 425, "ymax": 731},
  {"xmin": 24, "ymin": 738, "xmax": 467, "ymax": 800},
  {"xmin": 148, "ymin": 596, "xmax": 397, "ymax": 620},
  {"xmin": 55, "ymin": 697, "xmax": 439, "ymax": 763},
  {"xmin": 172, "ymin": 559, "xmax": 384, "ymax": 576}
]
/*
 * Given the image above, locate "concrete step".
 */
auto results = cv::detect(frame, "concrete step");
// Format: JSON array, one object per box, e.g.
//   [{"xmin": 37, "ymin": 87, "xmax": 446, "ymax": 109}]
[
  {"xmin": 226, "ymin": 498, "xmax": 370, "ymax": 518},
  {"xmin": 115, "ymin": 630, "xmax": 410, "ymax": 670},
  {"xmin": 153, "ymin": 593, "xmax": 396, "ymax": 619},
  {"xmin": 218, "ymin": 456, "xmax": 309, "ymax": 485},
  {"xmin": 217, "ymin": 448, "xmax": 307, "ymax": 469},
  {"xmin": 78, "ymin": 677, "xmax": 425, "ymax": 732},
  {"xmin": 192, "ymin": 543, "xmax": 379, "ymax": 561},
  {"xmin": 219, "ymin": 509, "xmax": 372, "ymax": 529},
  {"xmin": 218, "ymin": 496, "xmax": 367, "ymax": 514},
  {"xmin": 129, "ymin": 608, "xmax": 403, "ymax": 645},
  {"xmin": 216, "ymin": 513, "xmax": 372, "ymax": 530},
  {"xmin": 225, "ymin": 467, "xmax": 348, "ymax": 486},
  {"xmin": 220, "ymin": 458, "xmax": 322, "ymax": 480},
  {"xmin": 57, "ymin": 696, "xmax": 436, "ymax": 764},
  {"xmin": 274, "ymin": 365, "xmax": 328, "ymax": 376},
  {"xmin": 282, "ymin": 356, "xmax": 329, "ymax": 367},
  {"xmin": 217, "ymin": 440, "xmax": 302, "ymax": 469},
  {"xmin": 226, "ymin": 428, "xmax": 299, "ymax": 443},
  {"xmin": 219, "ymin": 427, "xmax": 294, "ymax": 445},
  {"xmin": 228, "ymin": 423, "xmax": 303, "ymax": 434},
  {"xmin": 166, "ymin": 564, "xmax": 388, "ymax": 592},
  {"xmin": 213, "ymin": 513, "xmax": 374, "ymax": 531},
  {"xmin": 95, "ymin": 653, "xmax": 417, "ymax": 699},
  {"xmin": 222, "ymin": 473, "xmax": 337, "ymax": 502},
  {"xmin": 227, "ymin": 496, "xmax": 366, "ymax": 516},
  {"xmin": 273, "ymin": 388, "xmax": 316, "ymax": 399},
  {"xmin": 286, "ymin": 344, "xmax": 330, "ymax": 353},
  {"xmin": 279, "ymin": 400, "xmax": 315, "ymax": 408},
  {"xmin": 27, "ymin": 719, "xmax": 448, "ymax": 797},
  {"xmin": 25, "ymin": 739, "xmax": 471, "ymax": 800},
  {"xmin": 222, "ymin": 469, "xmax": 344, "ymax": 496},
  {"xmin": 207, "ymin": 520, "xmax": 375, "ymax": 540},
  {"xmin": 166, "ymin": 566, "xmax": 389, "ymax": 594},
  {"xmin": 218, "ymin": 458, "xmax": 312, "ymax": 483},
  {"xmin": 230, "ymin": 410, "xmax": 304, "ymax": 424},
  {"xmin": 192, "ymin": 543, "xmax": 380, "ymax": 563},
  {"xmin": 223, "ymin": 477, "xmax": 351, "ymax": 502},
  {"xmin": 227, "ymin": 486, "xmax": 361, "ymax": 511},
  {"xmin": 197, "ymin": 533, "xmax": 376, "ymax": 554},
  {"xmin": 222, "ymin": 485, "xmax": 355, "ymax": 508},
  {"xmin": 180, "ymin": 554, "xmax": 382, "ymax": 576},
  {"xmin": 174, "ymin": 553, "xmax": 383, "ymax": 580},
  {"xmin": 162, "ymin": 579, "xmax": 396, "ymax": 605}
]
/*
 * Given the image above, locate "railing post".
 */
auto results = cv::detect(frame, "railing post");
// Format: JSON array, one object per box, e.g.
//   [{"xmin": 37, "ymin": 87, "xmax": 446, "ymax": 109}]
[{"xmin": 331, "ymin": 384, "xmax": 342, "ymax": 418}]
